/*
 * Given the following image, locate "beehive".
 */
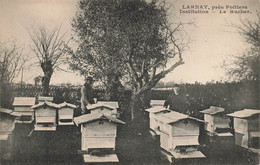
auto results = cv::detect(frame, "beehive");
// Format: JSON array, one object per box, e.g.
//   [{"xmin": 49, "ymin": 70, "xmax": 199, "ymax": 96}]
[
  {"xmin": 200, "ymin": 106, "xmax": 232, "ymax": 136},
  {"xmin": 31, "ymin": 102, "xmax": 59, "ymax": 131},
  {"xmin": 13, "ymin": 97, "xmax": 35, "ymax": 123},
  {"xmin": 150, "ymin": 110, "xmax": 206, "ymax": 160},
  {"xmin": 58, "ymin": 102, "xmax": 76, "ymax": 125},
  {"xmin": 227, "ymin": 109, "xmax": 260, "ymax": 153},
  {"xmin": 86, "ymin": 101, "xmax": 119, "ymax": 118},
  {"xmin": 74, "ymin": 113, "xmax": 125, "ymax": 163}
]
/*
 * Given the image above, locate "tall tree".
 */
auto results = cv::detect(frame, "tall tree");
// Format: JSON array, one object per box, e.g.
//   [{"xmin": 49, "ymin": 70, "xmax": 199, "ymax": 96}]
[
  {"xmin": 0, "ymin": 41, "xmax": 27, "ymax": 107},
  {"xmin": 226, "ymin": 12, "xmax": 260, "ymax": 81},
  {"xmin": 29, "ymin": 26, "xmax": 69, "ymax": 96},
  {"xmin": 70, "ymin": 0, "xmax": 188, "ymax": 127},
  {"xmin": 225, "ymin": 12, "xmax": 260, "ymax": 108}
]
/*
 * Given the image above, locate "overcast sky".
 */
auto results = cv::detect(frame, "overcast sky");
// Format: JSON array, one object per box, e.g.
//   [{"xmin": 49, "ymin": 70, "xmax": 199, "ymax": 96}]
[{"xmin": 0, "ymin": 0, "xmax": 259, "ymax": 85}]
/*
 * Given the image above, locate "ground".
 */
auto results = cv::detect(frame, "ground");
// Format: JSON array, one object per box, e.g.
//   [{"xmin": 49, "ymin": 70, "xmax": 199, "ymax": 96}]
[{"xmin": 0, "ymin": 123, "xmax": 259, "ymax": 165}]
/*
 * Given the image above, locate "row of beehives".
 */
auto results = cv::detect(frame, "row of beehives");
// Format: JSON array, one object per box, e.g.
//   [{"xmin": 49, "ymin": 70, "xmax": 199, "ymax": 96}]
[
  {"xmin": 145, "ymin": 100, "xmax": 260, "ymax": 162},
  {"xmin": 1, "ymin": 97, "xmax": 259, "ymax": 163},
  {"xmin": 0, "ymin": 97, "xmax": 125, "ymax": 163}
]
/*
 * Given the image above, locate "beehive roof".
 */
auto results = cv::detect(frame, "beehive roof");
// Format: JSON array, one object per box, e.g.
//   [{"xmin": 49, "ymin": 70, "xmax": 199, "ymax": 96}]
[
  {"xmin": 155, "ymin": 111, "xmax": 205, "ymax": 124},
  {"xmin": 31, "ymin": 101, "xmax": 60, "ymax": 109},
  {"xmin": 86, "ymin": 101, "xmax": 118, "ymax": 110},
  {"xmin": 59, "ymin": 102, "xmax": 76, "ymax": 109},
  {"xmin": 0, "ymin": 107, "xmax": 21, "ymax": 117},
  {"xmin": 13, "ymin": 97, "xmax": 35, "ymax": 106},
  {"xmin": 200, "ymin": 106, "xmax": 225, "ymax": 115},
  {"xmin": 73, "ymin": 113, "xmax": 125, "ymax": 126},
  {"xmin": 38, "ymin": 96, "xmax": 53, "ymax": 102},
  {"xmin": 150, "ymin": 100, "xmax": 165, "ymax": 107},
  {"xmin": 145, "ymin": 106, "xmax": 170, "ymax": 114},
  {"xmin": 227, "ymin": 109, "xmax": 260, "ymax": 118}
]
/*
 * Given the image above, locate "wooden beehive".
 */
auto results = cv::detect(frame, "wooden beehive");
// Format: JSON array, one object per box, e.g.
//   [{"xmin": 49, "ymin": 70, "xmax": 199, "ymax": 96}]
[
  {"xmin": 58, "ymin": 102, "xmax": 76, "ymax": 125},
  {"xmin": 86, "ymin": 101, "xmax": 119, "ymax": 118},
  {"xmin": 145, "ymin": 106, "xmax": 171, "ymax": 134},
  {"xmin": 227, "ymin": 109, "xmax": 260, "ymax": 153},
  {"xmin": 74, "ymin": 113, "xmax": 125, "ymax": 163},
  {"xmin": 31, "ymin": 102, "xmax": 59, "ymax": 131},
  {"xmin": 152, "ymin": 110, "xmax": 206, "ymax": 160},
  {"xmin": 0, "ymin": 108, "xmax": 21, "ymax": 160},
  {"xmin": 200, "ymin": 106, "xmax": 232, "ymax": 136},
  {"xmin": 13, "ymin": 97, "xmax": 36, "ymax": 123}
]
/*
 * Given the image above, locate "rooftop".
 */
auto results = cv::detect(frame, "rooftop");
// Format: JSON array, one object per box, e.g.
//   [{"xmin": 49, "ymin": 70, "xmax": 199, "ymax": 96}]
[
  {"xmin": 150, "ymin": 100, "xmax": 165, "ymax": 107},
  {"xmin": 145, "ymin": 106, "xmax": 170, "ymax": 114},
  {"xmin": 13, "ymin": 97, "xmax": 35, "ymax": 106},
  {"xmin": 200, "ymin": 106, "xmax": 225, "ymax": 115},
  {"xmin": 155, "ymin": 111, "xmax": 205, "ymax": 124},
  {"xmin": 59, "ymin": 102, "xmax": 77, "ymax": 109},
  {"xmin": 0, "ymin": 107, "xmax": 21, "ymax": 117},
  {"xmin": 86, "ymin": 101, "xmax": 119, "ymax": 110},
  {"xmin": 31, "ymin": 101, "xmax": 60, "ymax": 109},
  {"xmin": 73, "ymin": 113, "xmax": 125, "ymax": 126},
  {"xmin": 227, "ymin": 109, "xmax": 260, "ymax": 118}
]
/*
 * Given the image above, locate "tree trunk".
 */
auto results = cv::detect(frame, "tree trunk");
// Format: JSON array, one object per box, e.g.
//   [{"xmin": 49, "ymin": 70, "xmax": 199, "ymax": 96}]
[
  {"xmin": 129, "ymin": 93, "xmax": 149, "ymax": 135},
  {"xmin": 42, "ymin": 72, "xmax": 53, "ymax": 96}
]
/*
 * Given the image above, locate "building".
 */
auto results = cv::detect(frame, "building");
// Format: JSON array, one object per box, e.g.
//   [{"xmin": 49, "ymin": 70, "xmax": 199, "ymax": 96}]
[
  {"xmin": 58, "ymin": 102, "xmax": 76, "ymax": 125},
  {"xmin": 12, "ymin": 97, "xmax": 36, "ymax": 123},
  {"xmin": 74, "ymin": 113, "xmax": 125, "ymax": 163},
  {"xmin": 31, "ymin": 102, "xmax": 60, "ymax": 131},
  {"xmin": 227, "ymin": 109, "xmax": 260, "ymax": 153},
  {"xmin": 86, "ymin": 101, "xmax": 119, "ymax": 118},
  {"xmin": 200, "ymin": 106, "xmax": 232, "ymax": 136},
  {"xmin": 147, "ymin": 109, "xmax": 206, "ymax": 161},
  {"xmin": 0, "ymin": 108, "xmax": 21, "ymax": 160}
]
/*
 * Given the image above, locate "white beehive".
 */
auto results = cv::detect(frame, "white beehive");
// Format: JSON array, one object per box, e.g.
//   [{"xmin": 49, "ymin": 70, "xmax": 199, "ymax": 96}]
[
  {"xmin": 227, "ymin": 109, "xmax": 260, "ymax": 153},
  {"xmin": 58, "ymin": 102, "xmax": 76, "ymax": 125},
  {"xmin": 152, "ymin": 110, "xmax": 206, "ymax": 160},
  {"xmin": 74, "ymin": 113, "xmax": 125, "ymax": 163},
  {"xmin": 31, "ymin": 101, "xmax": 59, "ymax": 131},
  {"xmin": 200, "ymin": 106, "xmax": 232, "ymax": 136},
  {"xmin": 86, "ymin": 101, "xmax": 119, "ymax": 118},
  {"xmin": 0, "ymin": 108, "xmax": 21, "ymax": 160},
  {"xmin": 13, "ymin": 97, "xmax": 36, "ymax": 123}
]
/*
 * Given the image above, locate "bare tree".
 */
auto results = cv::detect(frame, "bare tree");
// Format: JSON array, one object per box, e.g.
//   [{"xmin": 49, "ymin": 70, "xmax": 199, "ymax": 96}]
[
  {"xmin": 29, "ymin": 26, "xmax": 69, "ymax": 96},
  {"xmin": 0, "ymin": 41, "xmax": 27, "ymax": 107}
]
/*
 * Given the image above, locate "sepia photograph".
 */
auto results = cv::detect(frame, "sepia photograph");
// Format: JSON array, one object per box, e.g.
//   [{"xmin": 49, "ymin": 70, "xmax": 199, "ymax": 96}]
[{"xmin": 0, "ymin": 0, "xmax": 259, "ymax": 164}]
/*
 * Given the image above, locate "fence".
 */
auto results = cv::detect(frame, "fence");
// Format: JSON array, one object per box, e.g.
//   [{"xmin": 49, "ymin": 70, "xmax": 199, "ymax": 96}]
[{"xmin": 1, "ymin": 80, "xmax": 259, "ymax": 119}]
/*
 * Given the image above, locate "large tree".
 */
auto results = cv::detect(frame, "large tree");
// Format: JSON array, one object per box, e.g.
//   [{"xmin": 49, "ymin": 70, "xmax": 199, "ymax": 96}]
[
  {"xmin": 70, "ymin": 0, "xmax": 187, "ymax": 127},
  {"xmin": 225, "ymin": 12, "xmax": 260, "ymax": 108},
  {"xmin": 29, "ymin": 26, "xmax": 69, "ymax": 96},
  {"xmin": 227, "ymin": 13, "xmax": 260, "ymax": 81}
]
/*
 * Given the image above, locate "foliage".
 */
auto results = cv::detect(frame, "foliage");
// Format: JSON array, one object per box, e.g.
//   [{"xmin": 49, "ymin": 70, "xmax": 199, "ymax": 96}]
[
  {"xmin": 226, "ymin": 12, "xmax": 260, "ymax": 81},
  {"xmin": 70, "ymin": 0, "xmax": 189, "ymax": 122},
  {"xmin": 28, "ymin": 25, "xmax": 69, "ymax": 96}
]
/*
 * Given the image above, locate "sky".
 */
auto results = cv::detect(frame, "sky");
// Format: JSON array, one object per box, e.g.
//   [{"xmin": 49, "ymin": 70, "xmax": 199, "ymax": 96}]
[{"xmin": 0, "ymin": 0, "xmax": 259, "ymax": 85}]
